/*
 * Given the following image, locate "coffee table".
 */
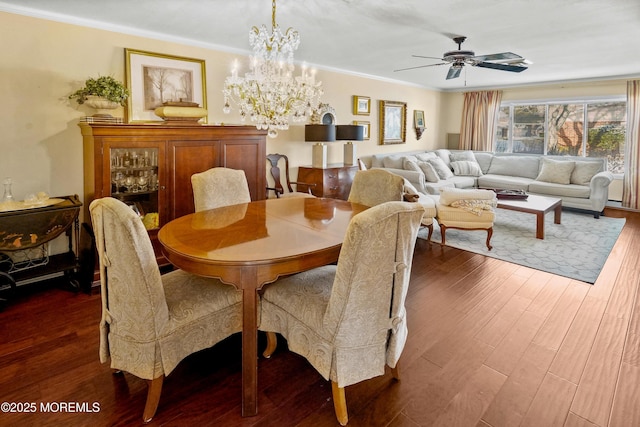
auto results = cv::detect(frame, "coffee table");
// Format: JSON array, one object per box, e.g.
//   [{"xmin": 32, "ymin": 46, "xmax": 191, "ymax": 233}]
[{"xmin": 496, "ymin": 194, "xmax": 562, "ymax": 239}]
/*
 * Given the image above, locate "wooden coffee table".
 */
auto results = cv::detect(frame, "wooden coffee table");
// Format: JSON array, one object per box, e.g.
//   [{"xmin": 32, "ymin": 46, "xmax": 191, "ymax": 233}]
[{"xmin": 496, "ymin": 194, "xmax": 562, "ymax": 239}]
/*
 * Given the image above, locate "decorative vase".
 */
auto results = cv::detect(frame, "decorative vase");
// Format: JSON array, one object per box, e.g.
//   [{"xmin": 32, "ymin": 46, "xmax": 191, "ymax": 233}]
[{"xmin": 84, "ymin": 95, "xmax": 120, "ymax": 118}]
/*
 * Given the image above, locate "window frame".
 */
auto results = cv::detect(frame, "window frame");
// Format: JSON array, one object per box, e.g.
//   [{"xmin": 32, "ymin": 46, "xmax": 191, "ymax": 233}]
[{"xmin": 495, "ymin": 96, "xmax": 626, "ymax": 177}]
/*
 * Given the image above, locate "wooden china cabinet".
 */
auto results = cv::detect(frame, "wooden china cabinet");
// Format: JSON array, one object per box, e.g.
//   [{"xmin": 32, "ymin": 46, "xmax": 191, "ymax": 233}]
[{"xmin": 80, "ymin": 123, "xmax": 266, "ymax": 265}]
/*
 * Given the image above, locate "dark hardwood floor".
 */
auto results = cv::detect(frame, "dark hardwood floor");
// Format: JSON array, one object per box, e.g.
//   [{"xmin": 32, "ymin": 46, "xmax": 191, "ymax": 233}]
[{"xmin": 0, "ymin": 207, "xmax": 638, "ymax": 426}]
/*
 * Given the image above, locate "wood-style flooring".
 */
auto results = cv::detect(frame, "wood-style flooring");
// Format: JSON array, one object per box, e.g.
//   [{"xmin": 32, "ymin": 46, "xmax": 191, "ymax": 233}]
[{"xmin": 0, "ymin": 207, "xmax": 638, "ymax": 426}]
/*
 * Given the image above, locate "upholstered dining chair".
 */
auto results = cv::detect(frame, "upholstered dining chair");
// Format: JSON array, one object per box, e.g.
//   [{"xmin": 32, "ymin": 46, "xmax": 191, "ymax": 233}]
[
  {"xmin": 90, "ymin": 197, "xmax": 243, "ymax": 423},
  {"xmin": 266, "ymin": 153, "xmax": 315, "ymax": 198},
  {"xmin": 259, "ymin": 201, "xmax": 425, "ymax": 425},
  {"xmin": 347, "ymin": 169, "xmax": 436, "ymax": 241},
  {"xmin": 191, "ymin": 167, "xmax": 251, "ymax": 212}
]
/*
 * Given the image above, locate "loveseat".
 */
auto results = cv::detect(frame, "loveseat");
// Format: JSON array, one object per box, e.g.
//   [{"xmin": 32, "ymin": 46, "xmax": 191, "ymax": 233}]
[{"xmin": 360, "ymin": 149, "xmax": 614, "ymax": 218}]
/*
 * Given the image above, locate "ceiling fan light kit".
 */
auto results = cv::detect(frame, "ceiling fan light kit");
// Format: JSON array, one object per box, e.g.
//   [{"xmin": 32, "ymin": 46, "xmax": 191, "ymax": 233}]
[{"xmin": 395, "ymin": 36, "xmax": 529, "ymax": 80}]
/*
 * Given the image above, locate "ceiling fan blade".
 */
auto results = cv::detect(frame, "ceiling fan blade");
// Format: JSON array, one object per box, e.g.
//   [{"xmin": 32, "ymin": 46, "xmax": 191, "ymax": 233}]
[
  {"xmin": 474, "ymin": 61, "xmax": 527, "ymax": 72},
  {"xmin": 472, "ymin": 52, "xmax": 522, "ymax": 62},
  {"xmin": 411, "ymin": 55, "xmax": 446, "ymax": 60},
  {"xmin": 394, "ymin": 63, "xmax": 447, "ymax": 72},
  {"xmin": 446, "ymin": 66, "xmax": 462, "ymax": 80}
]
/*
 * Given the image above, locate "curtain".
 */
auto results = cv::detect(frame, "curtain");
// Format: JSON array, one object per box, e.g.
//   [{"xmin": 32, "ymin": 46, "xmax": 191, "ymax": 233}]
[
  {"xmin": 622, "ymin": 80, "xmax": 640, "ymax": 210},
  {"xmin": 459, "ymin": 90, "xmax": 502, "ymax": 151}
]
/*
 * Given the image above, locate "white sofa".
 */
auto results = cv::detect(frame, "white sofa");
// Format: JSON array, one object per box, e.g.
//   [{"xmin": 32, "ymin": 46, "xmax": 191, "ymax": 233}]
[{"xmin": 360, "ymin": 149, "xmax": 614, "ymax": 218}]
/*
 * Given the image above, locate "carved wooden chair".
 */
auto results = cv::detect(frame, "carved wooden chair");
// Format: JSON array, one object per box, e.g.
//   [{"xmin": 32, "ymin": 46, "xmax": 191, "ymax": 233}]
[
  {"xmin": 90, "ymin": 197, "xmax": 242, "ymax": 423},
  {"xmin": 266, "ymin": 153, "xmax": 315, "ymax": 198},
  {"xmin": 259, "ymin": 202, "xmax": 425, "ymax": 425},
  {"xmin": 191, "ymin": 167, "xmax": 251, "ymax": 212}
]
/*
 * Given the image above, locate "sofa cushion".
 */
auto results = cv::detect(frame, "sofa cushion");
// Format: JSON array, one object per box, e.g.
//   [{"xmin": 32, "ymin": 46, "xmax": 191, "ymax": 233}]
[
  {"xmin": 472, "ymin": 152, "xmax": 494, "ymax": 174},
  {"xmin": 370, "ymin": 155, "xmax": 386, "ymax": 168},
  {"xmin": 402, "ymin": 158, "xmax": 421, "ymax": 173},
  {"xmin": 417, "ymin": 161, "xmax": 440, "ymax": 182},
  {"xmin": 451, "ymin": 160, "xmax": 483, "ymax": 177},
  {"xmin": 528, "ymin": 181, "xmax": 591, "ymax": 198},
  {"xmin": 571, "ymin": 161, "xmax": 603, "ymax": 185},
  {"xmin": 448, "ymin": 175, "xmax": 477, "ymax": 189},
  {"xmin": 403, "ymin": 158, "xmax": 440, "ymax": 183},
  {"xmin": 424, "ymin": 181, "xmax": 455, "ymax": 194},
  {"xmin": 488, "ymin": 156, "xmax": 540, "ymax": 179},
  {"xmin": 427, "ymin": 157, "xmax": 454, "ymax": 179},
  {"xmin": 450, "ymin": 151, "xmax": 476, "ymax": 162},
  {"xmin": 415, "ymin": 152, "xmax": 437, "ymax": 162},
  {"xmin": 434, "ymin": 149, "xmax": 452, "ymax": 165},
  {"xmin": 477, "ymin": 174, "xmax": 533, "ymax": 191},
  {"xmin": 382, "ymin": 155, "xmax": 405, "ymax": 170},
  {"xmin": 536, "ymin": 158, "xmax": 575, "ymax": 185}
]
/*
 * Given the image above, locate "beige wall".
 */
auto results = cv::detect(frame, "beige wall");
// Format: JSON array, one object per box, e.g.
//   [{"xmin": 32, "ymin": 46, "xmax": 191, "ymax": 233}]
[
  {"xmin": 0, "ymin": 11, "xmax": 628, "ymax": 211},
  {"xmin": 0, "ymin": 11, "xmax": 442, "ymax": 214}
]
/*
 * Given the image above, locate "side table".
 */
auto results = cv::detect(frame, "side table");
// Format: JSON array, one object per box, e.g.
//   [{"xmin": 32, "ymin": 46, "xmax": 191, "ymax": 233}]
[
  {"xmin": 0, "ymin": 195, "xmax": 84, "ymax": 307},
  {"xmin": 297, "ymin": 164, "xmax": 358, "ymax": 200}
]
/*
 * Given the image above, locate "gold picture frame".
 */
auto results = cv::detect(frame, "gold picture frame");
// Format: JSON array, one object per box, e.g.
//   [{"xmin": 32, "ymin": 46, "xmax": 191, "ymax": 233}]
[
  {"xmin": 379, "ymin": 100, "xmax": 407, "ymax": 145},
  {"xmin": 353, "ymin": 95, "xmax": 371, "ymax": 116},
  {"xmin": 353, "ymin": 120, "xmax": 370, "ymax": 140},
  {"xmin": 125, "ymin": 48, "xmax": 207, "ymax": 123}
]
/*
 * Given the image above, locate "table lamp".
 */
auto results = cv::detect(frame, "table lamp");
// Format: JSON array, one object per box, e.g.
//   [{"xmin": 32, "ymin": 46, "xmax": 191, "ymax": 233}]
[
  {"xmin": 305, "ymin": 124, "xmax": 336, "ymax": 168},
  {"xmin": 336, "ymin": 124, "xmax": 365, "ymax": 166}
]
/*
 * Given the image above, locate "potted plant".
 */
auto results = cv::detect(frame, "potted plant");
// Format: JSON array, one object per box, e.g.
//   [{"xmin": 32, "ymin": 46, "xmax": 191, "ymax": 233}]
[{"xmin": 68, "ymin": 75, "xmax": 129, "ymax": 107}]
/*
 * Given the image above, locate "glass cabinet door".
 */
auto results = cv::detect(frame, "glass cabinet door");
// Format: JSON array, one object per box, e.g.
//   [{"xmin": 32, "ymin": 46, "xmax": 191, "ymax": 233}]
[{"xmin": 109, "ymin": 147, "xmax": 160, "ymax": 231}]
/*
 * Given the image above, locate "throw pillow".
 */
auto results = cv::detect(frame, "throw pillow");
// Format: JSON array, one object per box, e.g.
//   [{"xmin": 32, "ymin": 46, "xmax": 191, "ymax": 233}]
[
  {"xmin": 402, "ymin": 158, "xmax": 421, "ymax": 173},
  {"xmin": 535, "ymin": 158, "xmax": 576, "ymax": 185},
  {"xmin": 571, "ymin": 161, "xmax": 602, "ymax": 185},
  {"xmin": 417, "ymin": 161, "xmax": 440, "ymax": 182},
  {"xmin": 450, "ymin": 151, "xmax": 476, "ymax": 162},
  {"xmin": 415, "ymin": 152, "xmax": 437, "ymax": 162},
  {"xmin": 450, "ymin": 160, "xmax": 483, "ymax": 177},
  {"xmin": 426, "ymin": 157, "xmax": 454, "ymax": 180},
  {"xmin": 382, "ymin": 155, "xmax": 404, "ymax": 169}
]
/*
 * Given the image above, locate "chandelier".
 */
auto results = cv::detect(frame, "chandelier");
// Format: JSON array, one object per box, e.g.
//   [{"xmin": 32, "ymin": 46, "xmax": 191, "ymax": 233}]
[{"xmin": 222, "ymin": 0, "xmax": 323, "ymax": 138}]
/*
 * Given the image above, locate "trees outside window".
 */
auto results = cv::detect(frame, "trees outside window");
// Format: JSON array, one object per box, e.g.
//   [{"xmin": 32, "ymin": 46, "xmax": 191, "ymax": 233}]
[{"xmin": 495, "ymin": 100, "xmax": 626, "ymax": 174}]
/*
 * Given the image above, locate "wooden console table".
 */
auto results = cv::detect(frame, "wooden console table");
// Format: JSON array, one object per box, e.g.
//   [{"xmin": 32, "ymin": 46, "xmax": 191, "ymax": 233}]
[{"xmin": 297, "ymin": 164, "xmax": 358, "ymax": 200}]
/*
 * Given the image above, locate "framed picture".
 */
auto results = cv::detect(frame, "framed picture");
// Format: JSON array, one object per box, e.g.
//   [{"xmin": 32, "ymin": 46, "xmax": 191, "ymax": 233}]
[
  {"xmin": 379, "ymin": 100, "xmax": 407, "ymax": 145},
  {"xmin": 353, "ymin": 120, "xmax": 370, "ymax": 140},
  {"xmin": 125, "ymin": 48, "xmax": 207, "ymax": 123},
  {"xmin": 353, "ymin": 95, "xmax": 371, "ymax": 116},
  {"xmin": 414, "ymin": 110, "xmax": 425, "ymax": 128}
]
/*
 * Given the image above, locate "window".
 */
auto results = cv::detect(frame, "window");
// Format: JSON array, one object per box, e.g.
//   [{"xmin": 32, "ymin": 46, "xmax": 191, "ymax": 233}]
[{"xmin": 495, "ymin": 100, "xmax": 626, "ymax": 174}]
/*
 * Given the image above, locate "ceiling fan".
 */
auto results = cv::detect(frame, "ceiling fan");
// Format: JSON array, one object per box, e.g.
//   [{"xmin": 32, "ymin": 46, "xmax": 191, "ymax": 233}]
[{"xmin": 395, "ymin": 36, "xmax": 529, "ymax": 80}]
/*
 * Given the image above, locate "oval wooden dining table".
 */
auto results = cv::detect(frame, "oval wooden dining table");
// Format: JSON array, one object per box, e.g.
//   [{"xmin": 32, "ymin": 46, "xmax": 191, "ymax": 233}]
[{"xmin": 157, "ymin": 197, "xmax": 368, "ymax": 417}]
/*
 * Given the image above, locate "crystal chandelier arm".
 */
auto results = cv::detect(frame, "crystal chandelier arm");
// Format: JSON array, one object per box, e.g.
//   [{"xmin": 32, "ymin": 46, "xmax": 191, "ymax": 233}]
[{"xmin": 223, "ymin": 0, "xmax": 323, "ymax": 137}]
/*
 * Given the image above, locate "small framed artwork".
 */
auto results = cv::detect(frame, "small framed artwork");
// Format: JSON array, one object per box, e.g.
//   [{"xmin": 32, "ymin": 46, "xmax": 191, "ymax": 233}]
[
  {"xmin": 125, "ymin": 48, "xmax": 207, "ymax": 123},
  {"xmin": 414, "ymin": 110, "xmax": 425, "ymax": 128},
  {"xmin": 353, "ymin": 120, "xmax": 370, "ymax": 140},
  {"xmin": 379, "ymin": 100, "xmax": 407, "ymax": 145},
  {"xmin": 353, "ymin": 95, "xmax": 371, "ymax": 116}
]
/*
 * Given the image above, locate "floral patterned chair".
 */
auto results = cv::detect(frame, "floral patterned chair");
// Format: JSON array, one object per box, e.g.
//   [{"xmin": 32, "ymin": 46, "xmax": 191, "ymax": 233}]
[
  {"xmin": 90, "ymin": 197, "xmax": 243, "ymax": 423},
  {"xmin": 191, "ymin": 167, "xmax": 251, "ymax": 212},
  {"xmin": 259, "ymin": 201, "xmax": 424, "ymax": 425}
]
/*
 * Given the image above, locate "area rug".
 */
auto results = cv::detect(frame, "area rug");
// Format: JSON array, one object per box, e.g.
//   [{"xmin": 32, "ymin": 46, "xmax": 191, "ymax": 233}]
[{"xmin": 419, "ymin": 209, "xmax": 625, "ymax": 284}]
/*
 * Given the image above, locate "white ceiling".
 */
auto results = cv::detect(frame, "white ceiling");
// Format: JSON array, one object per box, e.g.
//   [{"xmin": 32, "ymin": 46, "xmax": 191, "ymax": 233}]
[{"xmin": 2, "ymin": 0, "xmax": 640, "ymax": 91}]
